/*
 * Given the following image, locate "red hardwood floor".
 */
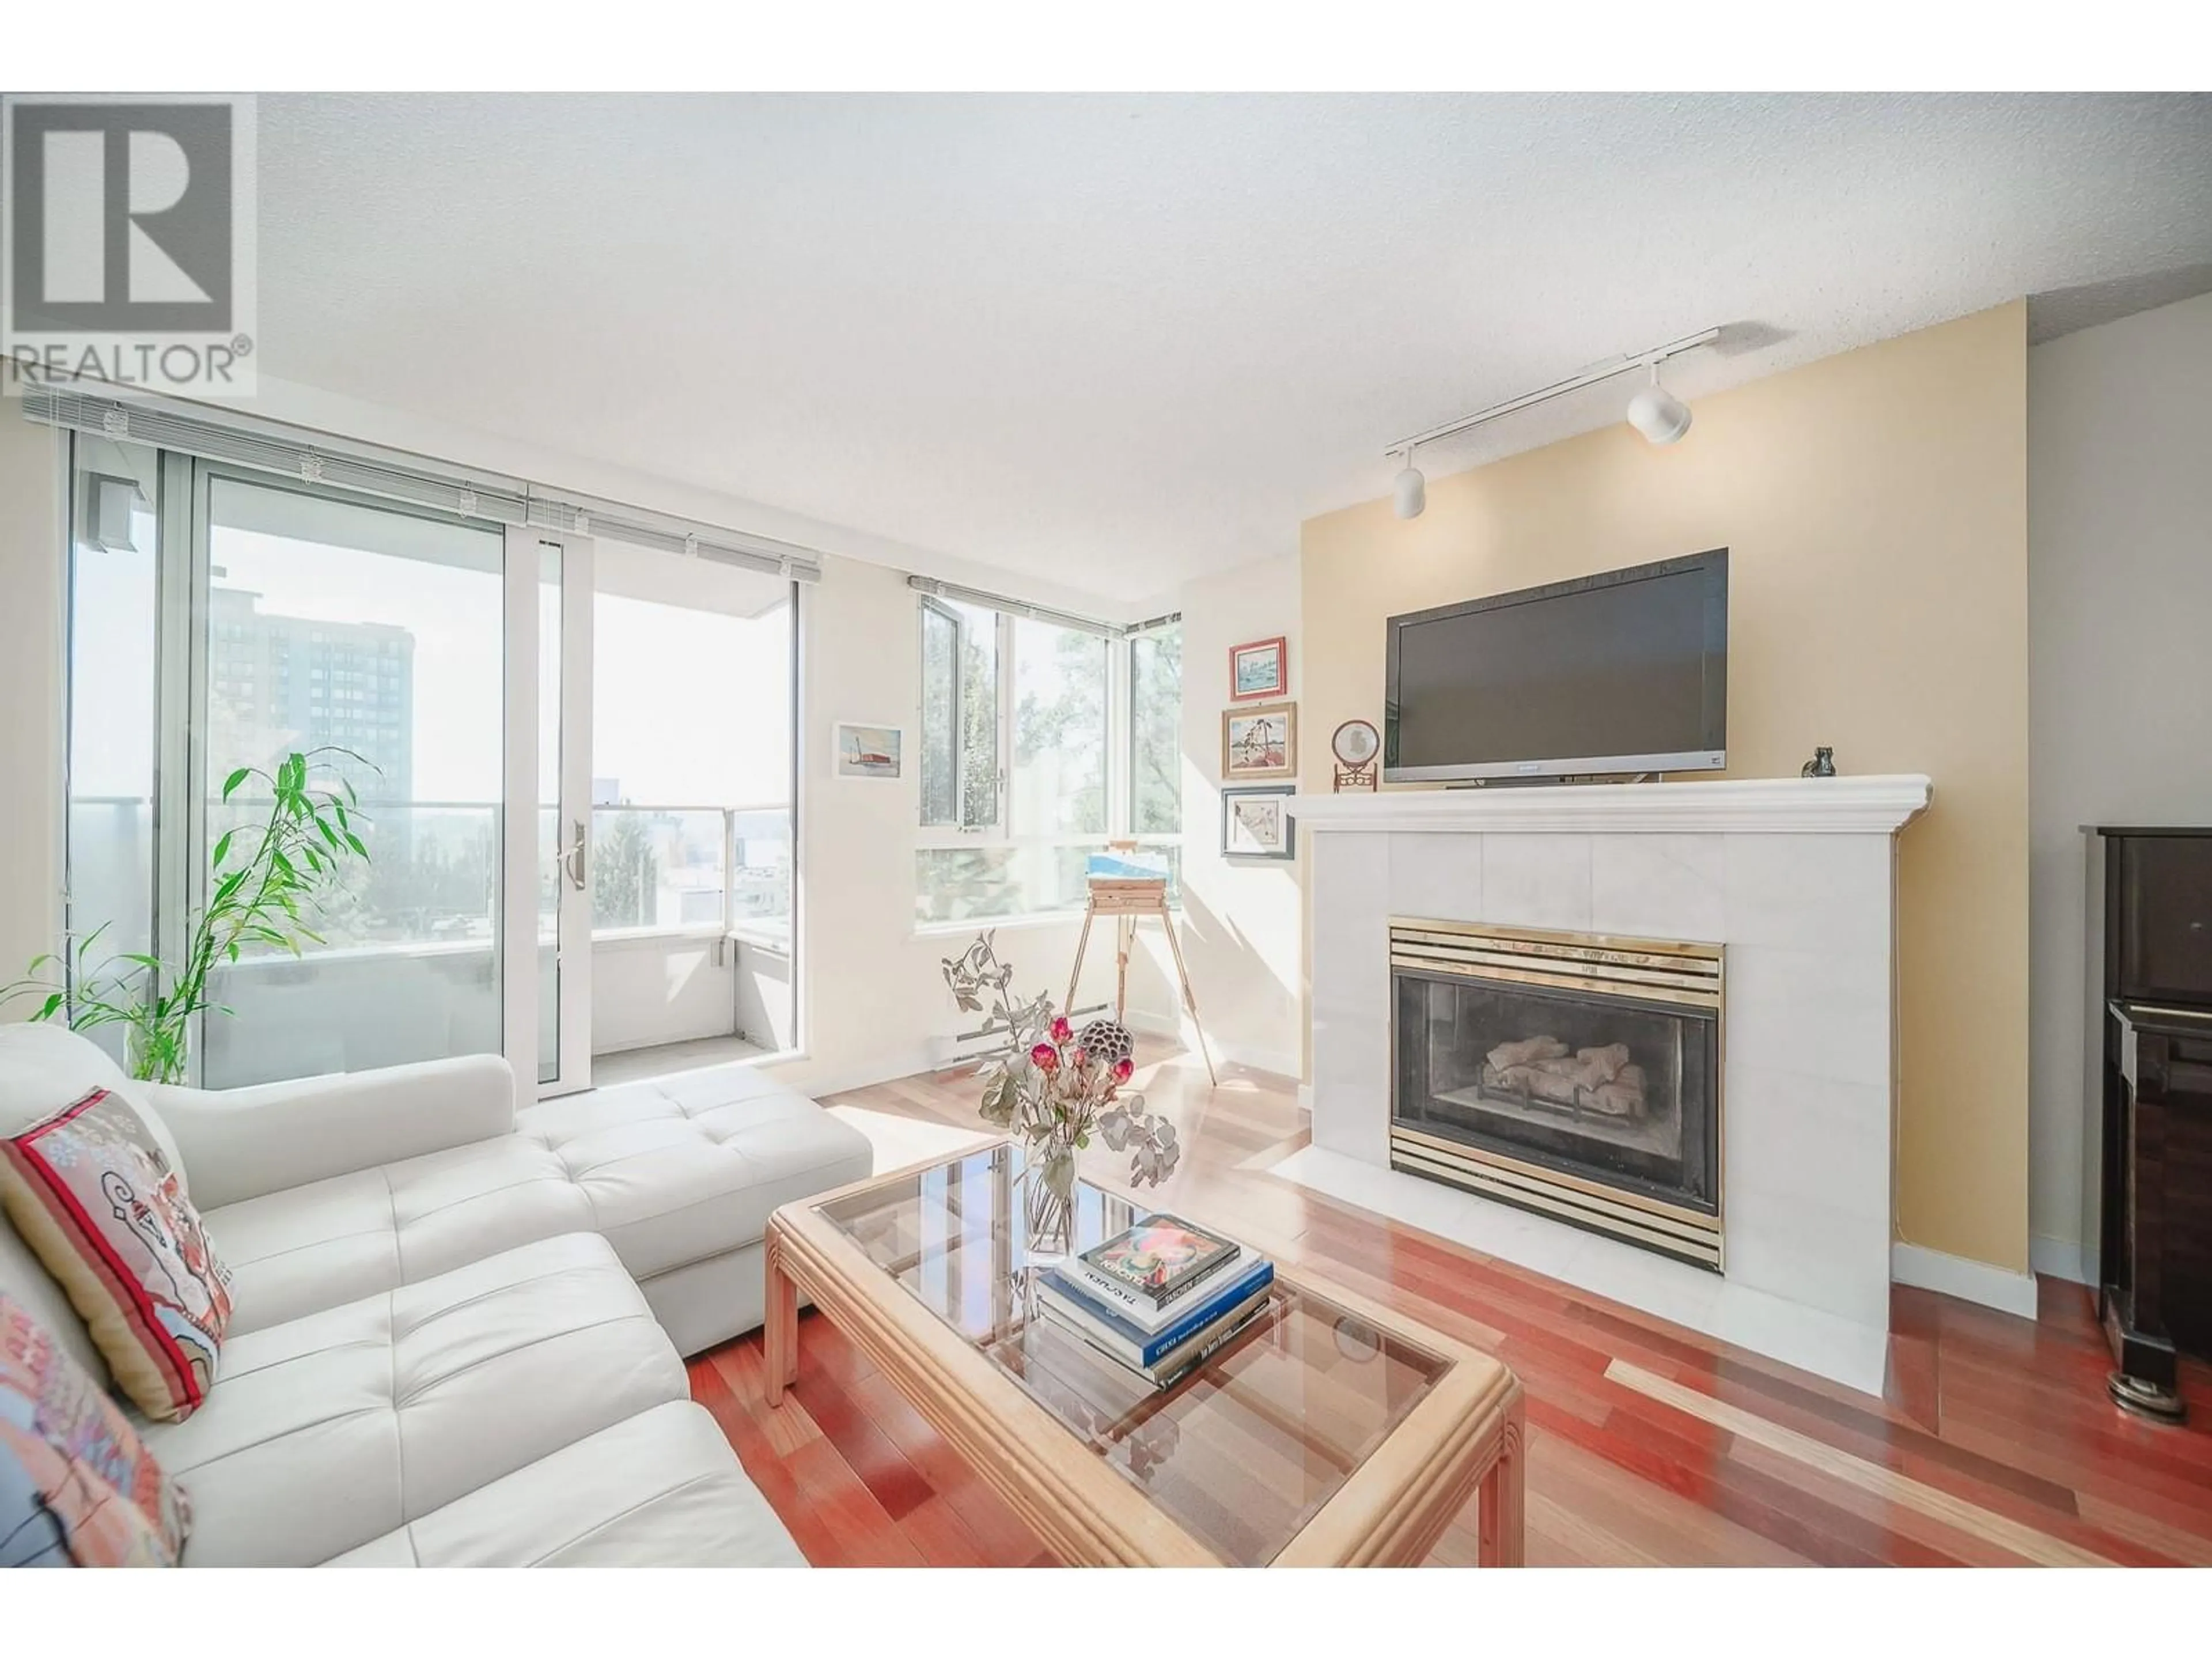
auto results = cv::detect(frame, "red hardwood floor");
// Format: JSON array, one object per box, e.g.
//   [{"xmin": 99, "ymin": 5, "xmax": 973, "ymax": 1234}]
[{"xmin": 687, "ymin": 1054, "xmax": 2212, "ymax": 1566}]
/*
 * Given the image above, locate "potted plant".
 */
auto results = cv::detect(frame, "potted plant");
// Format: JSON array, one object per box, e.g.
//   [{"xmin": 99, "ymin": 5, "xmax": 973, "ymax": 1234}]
[{"xmin": 3, "ymin": 749, "xmax": 374, "ymax": 1084}]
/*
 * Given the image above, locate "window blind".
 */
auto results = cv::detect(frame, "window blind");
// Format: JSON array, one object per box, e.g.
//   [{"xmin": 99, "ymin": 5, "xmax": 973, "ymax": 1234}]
[{"xmin": 21, "ymin": 385, "xmax": 823, "ymax": 584}]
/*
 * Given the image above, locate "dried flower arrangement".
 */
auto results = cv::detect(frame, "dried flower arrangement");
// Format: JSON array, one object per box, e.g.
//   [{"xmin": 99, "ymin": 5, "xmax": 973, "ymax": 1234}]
[{"xmin": 940, "ymin": 931, "xmax": 1181, "ymax": 1248}]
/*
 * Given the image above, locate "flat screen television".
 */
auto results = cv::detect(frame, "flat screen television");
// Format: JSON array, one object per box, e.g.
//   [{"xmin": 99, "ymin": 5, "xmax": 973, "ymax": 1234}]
[{"xmin": 1383, "ymin": 549, "xmax": 1728, "ymax": 783}]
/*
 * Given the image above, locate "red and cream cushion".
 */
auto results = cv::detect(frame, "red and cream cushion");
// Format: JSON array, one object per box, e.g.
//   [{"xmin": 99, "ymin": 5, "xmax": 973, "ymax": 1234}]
[
  {"xmin": 0, "ymin": 1088, "xmax": 233, "ymax": 1422},
  {"xmin": 1, "ymin": 1291, "xmax": 191, "ymax": 1566}
]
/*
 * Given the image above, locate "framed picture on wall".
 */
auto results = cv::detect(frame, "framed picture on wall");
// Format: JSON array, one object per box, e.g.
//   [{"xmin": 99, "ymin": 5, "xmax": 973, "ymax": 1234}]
[
  {"xmin": 1222, "ymin": 785, "xmax": 1297, "ymax": 860},
  {"xmin": 833, "ymin": 722, "xmax": 903, "ymax": 780},
  {"xmin": 1228, "ymin": 635, "xmax": 1287, "ymax": 702},
  {"xmin": 1221, "ymin": 700, "xmax": 1296, "ymax": 780}
]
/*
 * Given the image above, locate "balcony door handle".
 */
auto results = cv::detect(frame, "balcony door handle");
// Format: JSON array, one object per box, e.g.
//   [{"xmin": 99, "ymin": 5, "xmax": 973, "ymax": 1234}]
[{"xmin": 563, "ymin": 820, "xmax": 588, "ymax": 892}]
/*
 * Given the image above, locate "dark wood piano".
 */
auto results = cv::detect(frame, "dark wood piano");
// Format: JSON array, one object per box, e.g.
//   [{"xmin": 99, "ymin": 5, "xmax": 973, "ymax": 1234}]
[{"xmin": 2092, "ymin": 828, "xmax": 2212, "ymax": 1423}]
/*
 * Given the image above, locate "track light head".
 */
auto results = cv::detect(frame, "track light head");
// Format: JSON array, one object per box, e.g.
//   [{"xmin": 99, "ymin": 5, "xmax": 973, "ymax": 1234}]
[
  {"xmin": 1626, "ymin": 363, "xmax": 1693, "ymax": 446},
  {"xmin": 1393, "ymin": 452, "xmax": 1426, "ymax": 520}
]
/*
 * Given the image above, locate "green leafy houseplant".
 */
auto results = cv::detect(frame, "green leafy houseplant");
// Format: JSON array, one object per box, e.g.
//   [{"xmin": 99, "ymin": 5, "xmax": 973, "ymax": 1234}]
[{"xmin": 2, "ymin": 749, "xmax": 374, "ymax": 1085}]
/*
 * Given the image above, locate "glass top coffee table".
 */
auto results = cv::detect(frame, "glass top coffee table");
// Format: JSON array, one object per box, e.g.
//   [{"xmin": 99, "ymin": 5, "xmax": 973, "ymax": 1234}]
[{"xmin": 764, "ymin": 1141, "xmax": 1525, "ymax": 1566}]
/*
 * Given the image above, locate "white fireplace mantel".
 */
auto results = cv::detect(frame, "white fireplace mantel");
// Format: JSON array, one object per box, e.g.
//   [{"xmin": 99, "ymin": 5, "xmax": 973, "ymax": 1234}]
[
  {"xmin": 1288, "ymin": 773, "xmax": 1931, "ymax": 838},
  {"xmin": 1278, "ymin": 769, "xmax": 1934, "ymax": 1396}
]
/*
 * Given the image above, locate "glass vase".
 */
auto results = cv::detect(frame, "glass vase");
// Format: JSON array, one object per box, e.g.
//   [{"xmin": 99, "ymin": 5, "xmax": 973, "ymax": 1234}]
[{"xmin": 1016, "ymin": 1135, "xmax": 1081, "ymax": 1319}]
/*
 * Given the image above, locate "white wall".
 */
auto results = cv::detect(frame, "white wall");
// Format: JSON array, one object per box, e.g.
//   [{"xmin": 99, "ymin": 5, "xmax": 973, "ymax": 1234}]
[
  {"xmin": 2027, "ymin": 291, "xmax": 2212, "ymax": 1279},
  {"xmin": 590, "ymin": 934, "xmax": 736, "ymax": 1055},
  {"xmin": 1129, "ymin": 554, "xmax": 1305, "ymax": 1079},
  {"xmin": 0, "ymin": 414, "xmax": 66, "ymax": 1009},
  {"xmin": 762, "ymin": 554, "xmax": 1124, "ymax": 1098}
]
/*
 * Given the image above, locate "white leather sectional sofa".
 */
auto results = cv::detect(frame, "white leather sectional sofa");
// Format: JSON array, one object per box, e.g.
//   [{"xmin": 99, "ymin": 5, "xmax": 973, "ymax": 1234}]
[{"xmin": 0, "ymin": 1022, "xmax": 874, "ymax": 1566}]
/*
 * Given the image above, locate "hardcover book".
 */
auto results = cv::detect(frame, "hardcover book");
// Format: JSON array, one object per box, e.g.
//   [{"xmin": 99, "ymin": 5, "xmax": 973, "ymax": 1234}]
[
  {"xmin": 1037, "ymin": 1256, "xmax": 1275, "ymax": 1369},
  {"xmin": 1061, "ymin": 1246, "xmax": 1243, "ymax": 1331},
  {"xmin": 1078, "ymin": 1214, "xmax": 1240, "ymax": 1308},
  {"xmin": 1037, "ymin": 1285, "xmax": 1274, "ymax": 1390}
]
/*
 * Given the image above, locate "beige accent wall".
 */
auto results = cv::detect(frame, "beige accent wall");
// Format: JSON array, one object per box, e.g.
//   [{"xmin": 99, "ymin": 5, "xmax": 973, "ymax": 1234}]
[{"xmin": 1298, "ymin": 304, "xmax": 2031, "ymax": 1273}]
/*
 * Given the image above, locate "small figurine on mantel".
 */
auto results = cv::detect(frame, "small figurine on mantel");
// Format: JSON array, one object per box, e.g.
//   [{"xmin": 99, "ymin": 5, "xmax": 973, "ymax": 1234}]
[{"xmin": 1801, "ymin": 746, "xmax": 1836, "ymax": 778}]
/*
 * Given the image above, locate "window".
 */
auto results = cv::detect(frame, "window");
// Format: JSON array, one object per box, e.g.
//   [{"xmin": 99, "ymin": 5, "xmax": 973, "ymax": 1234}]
[
  {"xmin": 918, "ymin": 596, "xmax": 998, "ymax": 831},
  {"xmin": 915, "ymin": 602, "xmax": 1180, "ymax": 926},
  {"xmin": 1129, "ymin": 624, "xmax": 1182, "ymax": 835}
]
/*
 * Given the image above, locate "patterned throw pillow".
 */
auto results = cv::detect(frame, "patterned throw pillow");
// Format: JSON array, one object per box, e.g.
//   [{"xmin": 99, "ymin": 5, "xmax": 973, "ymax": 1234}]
[
  {"xmin": 1, "ymin": 1291, "xmax": 190, "ymax": 1566},
  {"xmin": 0, "ymin": 1089, "xmax": 233, "ymax": 1422}
]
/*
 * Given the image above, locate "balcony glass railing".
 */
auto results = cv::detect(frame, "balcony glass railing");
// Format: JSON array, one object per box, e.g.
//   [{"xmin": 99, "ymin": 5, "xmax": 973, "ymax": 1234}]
[
  {"xmin": 589, "ymin": 803, "xmax": 791, "ymax": 944},
  {"xmin": 68, "ymin": 798, "xmax": 799, "ymax": 965}
]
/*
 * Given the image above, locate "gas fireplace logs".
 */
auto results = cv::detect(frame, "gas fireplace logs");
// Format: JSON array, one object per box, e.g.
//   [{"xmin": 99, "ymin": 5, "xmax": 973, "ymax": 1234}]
[{"xmin": 1482, "ymin": 1036, "xmax": 1648, "ymax": 1119}]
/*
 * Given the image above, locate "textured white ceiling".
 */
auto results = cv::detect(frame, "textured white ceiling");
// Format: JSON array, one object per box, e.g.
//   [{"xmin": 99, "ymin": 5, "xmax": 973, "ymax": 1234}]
[{"xmin": 255, "ymin": 92, "xmax": 2212, "ymax": 601}]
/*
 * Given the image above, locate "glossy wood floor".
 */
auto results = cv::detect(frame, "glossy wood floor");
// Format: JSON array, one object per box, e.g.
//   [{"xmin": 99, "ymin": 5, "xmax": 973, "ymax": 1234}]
[{"xmin": 687, "ymin": 1051, "xmax": 2212, "ymax": 1566}]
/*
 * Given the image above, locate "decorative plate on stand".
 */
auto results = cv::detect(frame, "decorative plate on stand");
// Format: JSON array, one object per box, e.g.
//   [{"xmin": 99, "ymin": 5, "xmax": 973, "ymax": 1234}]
[{"xmin": 1331, "ymin": 719, "xmax": 1380, "ymax": 792}]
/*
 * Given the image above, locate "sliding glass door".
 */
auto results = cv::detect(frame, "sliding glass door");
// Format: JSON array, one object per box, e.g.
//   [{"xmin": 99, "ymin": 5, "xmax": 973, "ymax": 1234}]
[
  {"xmin": 59, "ymin": 431, "xmax": 804, "ymax": 1100},
  {"xmin": 144, "ymin": 465, "xmax": 597, "ymax": 1095}
]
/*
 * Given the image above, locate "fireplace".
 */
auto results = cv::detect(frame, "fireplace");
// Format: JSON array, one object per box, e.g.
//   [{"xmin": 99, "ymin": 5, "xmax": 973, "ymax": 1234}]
[{"xmin": 1389, "ymin": 920, "xmax": 1724, "ymax": 1270}]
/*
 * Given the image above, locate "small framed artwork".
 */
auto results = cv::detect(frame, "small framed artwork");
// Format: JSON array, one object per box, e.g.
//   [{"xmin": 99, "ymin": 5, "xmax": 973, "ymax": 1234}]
[
  {"xmin": 833, "ymin": 722, "xmax": 903, "ymax": 781},
  {"xmin": 1221, "ymin": 700, "xmax": 1296, "ymax": 781},
  {"xmin": 1222, "ymin": 785, "xmax": 1296, "ymax": 860},
  {"xmin": 1228, "ymin": 635, "xmax": 1287, "ymax": 702}
]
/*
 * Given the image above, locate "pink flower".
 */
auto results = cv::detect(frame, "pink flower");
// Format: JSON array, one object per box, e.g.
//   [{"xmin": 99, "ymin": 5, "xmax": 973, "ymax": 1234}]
[
  {"xmin": 1050, "ymin": 1016, "xmax": 1073, "ymax": 1043},
  {"xmin": 1030, "ymin": 1043, "xmax": 1059, "ymax": 1073},
  {"xmin": 1068, "ymin": 1047, "xmax": 1090, "ymax": 1071},
  {"xmin": 1113, "ymin": 1057, "xmax": 1135, "ymax": 1083}
]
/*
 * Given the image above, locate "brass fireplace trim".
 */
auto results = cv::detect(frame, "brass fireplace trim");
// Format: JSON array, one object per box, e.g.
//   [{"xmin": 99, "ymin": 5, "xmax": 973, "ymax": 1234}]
[
  {"xmin": 1391, "ymin": 1129, "xmax": 1724, "ymax": 1271},
  {"xmin": 1388, "ymin": 918, "xmax": 1726, "ymax": 1273},
  {"xmin": 1389, "ymin": 919, "xmax": 1722, "ymax": 1010}
]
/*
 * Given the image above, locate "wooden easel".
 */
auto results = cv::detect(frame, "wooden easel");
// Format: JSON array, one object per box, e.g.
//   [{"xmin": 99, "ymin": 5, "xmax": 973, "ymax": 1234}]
[{"xmin": 1065, "ymin": 852, "xmax": 1217, "ymax": 1088}]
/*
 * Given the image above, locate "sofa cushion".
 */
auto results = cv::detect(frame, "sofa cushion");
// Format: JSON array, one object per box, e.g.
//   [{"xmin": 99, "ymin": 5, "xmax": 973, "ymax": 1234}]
[
  {"xmin": 206, "ymin": 1065, "xmax": 870, "ymax": 1345},
  {"xmin": 0, "ymin": 1025, "xmax": 188, "ymax": 1193},
  {"xmin": 142, "ymin": 1232, "xmax": 687, "ymax": 1567},
  {"xmin": 0, "ymin": 1027, "xmax": 187, "ymax": 1384},
  {"xmin": 2, "ymin": 1291, "xmax": 190, "ymax": 1566},
  {"xmin": 517, "ymin": 1066, "xmax": 873, "ymax": 1279},
  {"xmin": 207, "ymin": 1135, "xmax": 592, "ymax": 1337},
  {"xmin": 321, "ymin": 1401, "xmax": 804, "ymax": 1567},
  {"xmin": 1, "ymin": 1085, "xmax": 233, "ymax": 1421}
]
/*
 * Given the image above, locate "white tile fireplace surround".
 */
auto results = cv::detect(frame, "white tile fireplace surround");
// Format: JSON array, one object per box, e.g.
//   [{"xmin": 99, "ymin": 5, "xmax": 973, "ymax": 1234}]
[{"xmin": 1281, "ymin": 775, "xmax": 1933, "ymax": 1395}]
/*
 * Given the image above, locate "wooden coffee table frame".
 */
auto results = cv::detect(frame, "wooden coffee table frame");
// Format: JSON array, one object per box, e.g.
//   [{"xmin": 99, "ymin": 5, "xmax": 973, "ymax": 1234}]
[{"xmin": 764, "ymin": 1152, "xmax": 1525, "ymax": 1567}]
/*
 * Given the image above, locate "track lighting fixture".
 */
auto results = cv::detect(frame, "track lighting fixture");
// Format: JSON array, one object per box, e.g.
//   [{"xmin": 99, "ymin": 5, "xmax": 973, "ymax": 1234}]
[
  {"xmin": 1384, "ymin": 326, "xmax": 1719, "ymax": 499},
  {"xmin": 1624, "ymin": 362, "xmax": 1693, "ymax": 446},
  {"xmin": 1393, "ymin": 448, "xmax": 1426, "ymax": 520}
]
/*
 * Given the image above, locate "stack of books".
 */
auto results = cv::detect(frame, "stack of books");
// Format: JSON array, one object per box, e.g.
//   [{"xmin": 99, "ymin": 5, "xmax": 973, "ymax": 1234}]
[{"xmin": 1036, "ymin": 1213, "xmax": 1273, "ymax": 1391}]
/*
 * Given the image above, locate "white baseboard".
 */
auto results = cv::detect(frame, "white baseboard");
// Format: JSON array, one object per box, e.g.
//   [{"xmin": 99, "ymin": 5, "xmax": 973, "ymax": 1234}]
[
  {"xmin": 1889, "ymin": 1241, "xmax": 2040, "ymax": 1320},
  {"xmin": 2030, "ymin": 1233, "xmax": 2090, "ymax": 1286}
]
